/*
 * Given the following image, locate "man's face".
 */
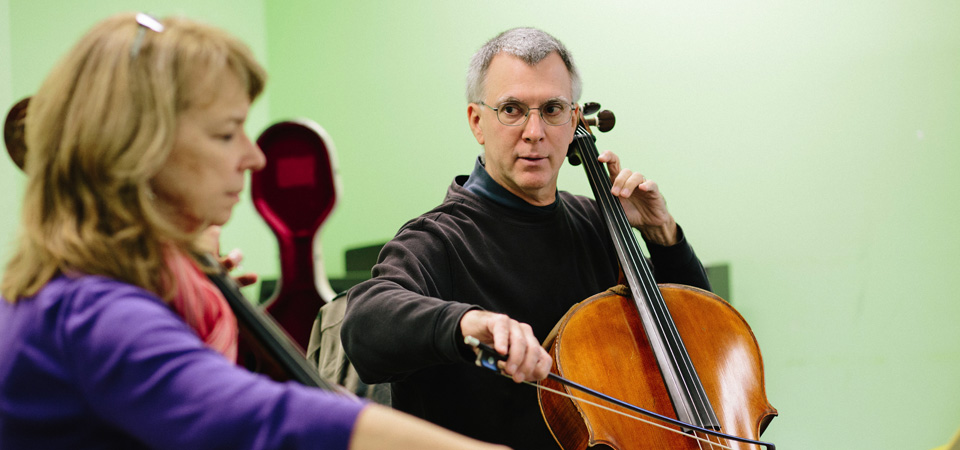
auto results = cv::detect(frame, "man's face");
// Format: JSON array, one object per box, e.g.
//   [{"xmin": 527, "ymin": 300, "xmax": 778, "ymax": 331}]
[{"xmin": 467, "ymin": 52, "xmax": 577, "ymax": 206}]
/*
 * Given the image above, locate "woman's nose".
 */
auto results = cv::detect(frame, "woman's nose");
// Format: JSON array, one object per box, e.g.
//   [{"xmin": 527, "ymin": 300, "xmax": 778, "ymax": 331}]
[{"xmin": 243, "ymin": 134, "xmax": 267, "ymax": 171}]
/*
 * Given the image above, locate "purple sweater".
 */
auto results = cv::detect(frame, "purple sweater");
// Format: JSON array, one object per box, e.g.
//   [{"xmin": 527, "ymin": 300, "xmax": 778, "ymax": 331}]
[{"xmin": 0, "ymin": 275, "xmax": 365, "ymax": 449}]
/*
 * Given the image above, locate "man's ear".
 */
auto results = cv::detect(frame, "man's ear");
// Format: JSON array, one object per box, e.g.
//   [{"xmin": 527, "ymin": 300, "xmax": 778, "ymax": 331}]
[
  {"xmin": 467, "ymin": 103, "xmax": 485, "ymax": 145},
  {"xmin": 570, "ymin": 105, "xmax": 580, "ymax": 132},
  {"xmin": 564, "ymin": 105, "xmax": 579, "ymax": 144}
]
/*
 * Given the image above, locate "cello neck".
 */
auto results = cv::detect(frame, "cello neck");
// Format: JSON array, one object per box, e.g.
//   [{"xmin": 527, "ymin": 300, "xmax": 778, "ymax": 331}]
[
  {"xmin": 197, "ymin": 253, "xmax": 345, "ymax": 393},
  {"xmin": 570, "ymin": 120, "xmax": 721, "ymax": 430},
  {"xmin": 572, "ymin": 122, "xmax": 657, "ymax": 294}
]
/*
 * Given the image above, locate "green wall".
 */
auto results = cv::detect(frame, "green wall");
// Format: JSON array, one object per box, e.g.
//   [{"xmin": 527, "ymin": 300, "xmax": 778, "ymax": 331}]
[
  {"xmin": 0, "ymin": 0, "xmax": 19, "ymax": 269},
  {"xmin": 3, "ymin": 1, "xmax": 959, "ymax": 449}
]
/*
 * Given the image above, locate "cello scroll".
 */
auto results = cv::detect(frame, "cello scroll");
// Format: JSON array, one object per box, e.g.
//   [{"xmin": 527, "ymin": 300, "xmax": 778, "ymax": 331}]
[{"xmin": 566, "ymin": 102, "xmax": 614, "ymax": 166}]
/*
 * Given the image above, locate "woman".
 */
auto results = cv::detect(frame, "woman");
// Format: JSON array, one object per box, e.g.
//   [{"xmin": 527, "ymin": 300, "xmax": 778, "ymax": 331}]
[{"xmin": 0, "ymin": 13, "xmax": 506, "ymax": 450}]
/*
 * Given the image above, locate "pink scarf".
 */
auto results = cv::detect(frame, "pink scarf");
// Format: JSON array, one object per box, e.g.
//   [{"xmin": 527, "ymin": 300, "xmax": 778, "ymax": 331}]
[{"xmin": 165, "ymin": 248, "xmax": 239, "ymax": 362}]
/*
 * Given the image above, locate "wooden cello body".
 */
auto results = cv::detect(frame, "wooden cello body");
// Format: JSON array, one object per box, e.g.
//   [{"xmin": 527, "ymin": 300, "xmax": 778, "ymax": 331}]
[
  {"xmin": 538, "ymin": 106, "xmax": 776, "ymax": 449},
  {"xmin": 541, "ymin": 285, "xmax": 777, "ymax": 449}
]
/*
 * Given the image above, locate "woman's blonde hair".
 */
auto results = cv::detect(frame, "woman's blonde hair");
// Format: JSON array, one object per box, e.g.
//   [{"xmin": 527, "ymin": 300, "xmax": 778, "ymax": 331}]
[{"xmin": 2, "ymin": 13, "xmax": 266, "ymax": 302}]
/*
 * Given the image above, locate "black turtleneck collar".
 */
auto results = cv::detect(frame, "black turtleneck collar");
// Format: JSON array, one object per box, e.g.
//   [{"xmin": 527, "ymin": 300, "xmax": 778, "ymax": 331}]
[{"xmin": 462, "ymin": 157, "xmax": 559, "ymax": 214}]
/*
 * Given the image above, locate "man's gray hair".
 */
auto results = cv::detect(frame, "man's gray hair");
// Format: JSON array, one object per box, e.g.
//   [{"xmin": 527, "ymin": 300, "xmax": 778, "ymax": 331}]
[{"xmin": 466, "ymin": 27, "xmax": 582, "ymax": 104}]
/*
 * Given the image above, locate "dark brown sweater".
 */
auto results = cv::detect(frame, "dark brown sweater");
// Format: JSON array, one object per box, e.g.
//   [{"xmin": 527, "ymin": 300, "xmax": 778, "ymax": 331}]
[{"xmin": 343, "ymin": 173, "xmax": 710, "ymax": 449}]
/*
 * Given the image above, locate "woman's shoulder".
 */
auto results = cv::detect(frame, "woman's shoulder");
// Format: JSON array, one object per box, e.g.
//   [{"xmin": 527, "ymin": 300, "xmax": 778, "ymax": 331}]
[
  {"xmin": 37, "ymin": 274, "xmax": 161, "ymax": 312},
  {"xmin": 33, "ymin": 274, "xmax": 183, "ymax": 344}
]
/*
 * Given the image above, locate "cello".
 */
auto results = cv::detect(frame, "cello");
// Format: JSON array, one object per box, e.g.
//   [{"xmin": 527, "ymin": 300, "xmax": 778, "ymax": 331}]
[{"xmin": 536, "ymin": 104, "xmax": 776, "ymax": 449}]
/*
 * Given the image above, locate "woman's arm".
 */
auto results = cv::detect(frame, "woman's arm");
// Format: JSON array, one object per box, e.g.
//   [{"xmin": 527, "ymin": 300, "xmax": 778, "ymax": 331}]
[{"xmin": 350, "ymin": 404, "xmax": 509, "ymax": 450}]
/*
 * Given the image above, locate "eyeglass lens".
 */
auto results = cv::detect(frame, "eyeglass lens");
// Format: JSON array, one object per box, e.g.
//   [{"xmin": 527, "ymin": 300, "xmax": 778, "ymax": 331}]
[{"xmin": 495, "ymin": 101, "xmax": 573, "ymax": 126}]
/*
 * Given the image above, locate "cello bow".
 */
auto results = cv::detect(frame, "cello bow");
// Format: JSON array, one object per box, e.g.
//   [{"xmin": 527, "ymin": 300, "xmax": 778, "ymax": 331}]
[{"xmin": 467, "ymin": 336, "xmax": 775, "ymax": 450}]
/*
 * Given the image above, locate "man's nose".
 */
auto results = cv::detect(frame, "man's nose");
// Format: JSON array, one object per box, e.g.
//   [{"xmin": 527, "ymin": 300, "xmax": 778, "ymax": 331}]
[{"xmin": 521, "ymin": 111, "xmax": 546, "ymax": 142}]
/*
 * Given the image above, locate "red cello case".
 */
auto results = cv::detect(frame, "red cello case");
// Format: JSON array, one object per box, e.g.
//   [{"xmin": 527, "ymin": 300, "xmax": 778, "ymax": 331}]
[{"xmin": 251, "ymin": 119, "xmax": 340, "ymax": 352}]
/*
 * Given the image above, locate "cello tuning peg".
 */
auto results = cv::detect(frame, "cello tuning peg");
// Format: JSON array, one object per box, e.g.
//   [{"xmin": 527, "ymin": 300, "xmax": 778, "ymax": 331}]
[
  {"xmin": 581, "ymin": 102, "xmax": 601, "ymax": 116},
  {"xmin": 584, "ymin": 109, "xmax": 616, "ymax": 133},
  {"xmin": 596, "ymin": 110, "xmax": 615, "ymax": 132}
]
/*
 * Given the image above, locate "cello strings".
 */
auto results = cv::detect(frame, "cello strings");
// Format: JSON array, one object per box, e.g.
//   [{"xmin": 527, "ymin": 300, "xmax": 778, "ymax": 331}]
[
  {"xmin": 573, "ymin": 131, "xmax": 700, "ymax": 420},
  {"xmin": 579, "ymin": 137, "xmax": 724, "ymax": 450},
  {"xmin": 574, "ymin": 128, "xmax": 723, "ymax": 449},
  {"xmin": 573, "ymin": 136, "xmax": 723, "ymax": 450}
]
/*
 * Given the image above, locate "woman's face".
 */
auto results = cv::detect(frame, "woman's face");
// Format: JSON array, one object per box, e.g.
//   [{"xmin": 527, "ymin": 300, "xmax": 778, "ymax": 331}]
[{"xmin": 151, "ymin": 73, "xmax": 265, "ymax": 232}]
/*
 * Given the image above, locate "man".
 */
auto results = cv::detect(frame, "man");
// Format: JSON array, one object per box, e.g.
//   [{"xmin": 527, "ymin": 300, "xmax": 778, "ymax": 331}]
[{"xmin": 341, "ymin": 27, "xmax": 712, "ymax": 449}]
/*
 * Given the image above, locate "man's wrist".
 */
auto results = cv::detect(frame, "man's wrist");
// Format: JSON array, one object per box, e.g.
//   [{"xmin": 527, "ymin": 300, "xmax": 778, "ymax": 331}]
[{"xmin": 640, "ymin": 220, "xmax": 678, "ymax": 246}]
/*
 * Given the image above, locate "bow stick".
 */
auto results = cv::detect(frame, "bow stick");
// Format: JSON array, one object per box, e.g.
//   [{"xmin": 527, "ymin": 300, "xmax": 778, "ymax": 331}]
[{"xmin": 465, "ymin": 336, "xmax": 776, "ymax": 450}]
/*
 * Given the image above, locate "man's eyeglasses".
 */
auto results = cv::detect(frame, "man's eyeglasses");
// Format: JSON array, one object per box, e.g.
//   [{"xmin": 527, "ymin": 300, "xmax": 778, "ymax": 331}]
[
  {"xmin": 131, "ymin": 13, "xmax": 164, "ymax": 58},
  {"xmin": 479, "ymin": 100, "xmax": 577, "ymax": 127}
]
